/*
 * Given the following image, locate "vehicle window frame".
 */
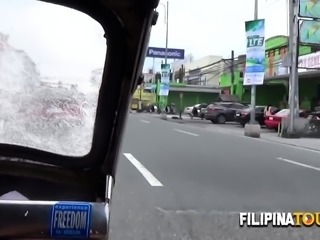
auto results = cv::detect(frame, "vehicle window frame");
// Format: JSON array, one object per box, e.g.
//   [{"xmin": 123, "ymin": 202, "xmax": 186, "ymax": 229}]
[
  {"xmin": 199, "ymin": 104, "xmax": 207, "ymax": 108},
  {"xmin": 230, "ymin": 103, "xmax": 245, "ymax": 109},
  {"xmin": 255, "ymin": 107, "xmax": 265, "ymax": 112}
]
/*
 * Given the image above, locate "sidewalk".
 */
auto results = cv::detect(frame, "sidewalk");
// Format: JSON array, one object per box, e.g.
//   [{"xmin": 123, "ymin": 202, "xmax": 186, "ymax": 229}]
[
  {"xmin": 149, "ymin": 114, "xmax": 320, "ymax": 152},
  {"xmin": 258, "ymin": 132, "xmax": 320, "ymax": 152},
  {"xmin": 212, "ymin": 125, "xmax": 320, "ymax": 152},
  {"xmin": 206, "ymin": 124, "xmax": 320, "ymax": 152}
]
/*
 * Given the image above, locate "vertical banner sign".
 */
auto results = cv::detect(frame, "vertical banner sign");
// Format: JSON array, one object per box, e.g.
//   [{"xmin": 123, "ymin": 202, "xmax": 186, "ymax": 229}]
[
  {"xmin": 159, "ymin": 63, "xmax": 170, "ymax": 96},
  {"xmin": 243, "ymin": 19, "xmax": 266, "ymax": 86}
]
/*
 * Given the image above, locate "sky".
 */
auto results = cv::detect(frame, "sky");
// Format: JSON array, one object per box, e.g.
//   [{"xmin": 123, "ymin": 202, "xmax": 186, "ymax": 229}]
[
  {"xmin": 0, "ymin": 0, "xmax": 106, "ymax": 92},
  {"xmin": 144, "ymin": 0, "xmax": 289, "ymax": 72},
  {"xmin": 0, "ymin": 0, "xmax": 289, "ymax": 85}
]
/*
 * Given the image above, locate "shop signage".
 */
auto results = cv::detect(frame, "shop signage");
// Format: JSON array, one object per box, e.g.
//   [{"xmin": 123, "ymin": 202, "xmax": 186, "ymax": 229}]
[{"xmin": 298, "ymin": 51, "xmax": 320, "ymax": 69}]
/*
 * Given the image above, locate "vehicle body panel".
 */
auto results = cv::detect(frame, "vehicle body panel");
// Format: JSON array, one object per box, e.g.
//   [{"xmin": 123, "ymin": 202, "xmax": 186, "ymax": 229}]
[
  {"xmin": 264, "ymin": 109, "xmax": 310, "ymax": 130},
  {"xmin": 234, "ymin": 106, "xmax": 279, "ymax": 126},
  {"xmin": 204, "ymin": 102, "xmax": 247, "ymax": 123},
  {"xmin": 185, "ymin": 103, "xmax": 208, "ymax": 118}
]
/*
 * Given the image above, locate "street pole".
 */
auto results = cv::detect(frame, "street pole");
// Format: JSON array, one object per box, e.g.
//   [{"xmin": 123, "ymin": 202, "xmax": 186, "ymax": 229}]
[
  {"xmin": 286, "ymin": 0, "xmax": 290, "ymax": 36},
  {"xmin": 165, "ymin": 1, "xmax": 168, "ymax": 64},
  {"xmin": 160, "ymin": 1, "xmax": 169, "ymax": 116},
  {"xmin": 230, "ymin": 50, "xmax": 235, "ymax": 95},
  {"xmin": 288, "ymin": 0, "xmax": 299, "ymax": 135},
  {"xmin": 249, "ymin": 0, "xmax": 258, "ymax": 124}
]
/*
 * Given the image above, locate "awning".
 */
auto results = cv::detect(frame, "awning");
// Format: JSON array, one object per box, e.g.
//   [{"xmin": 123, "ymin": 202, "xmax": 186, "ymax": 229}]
[
  {"xmin": 264, "ymin": 70, "xmax": 320, "ymax": 82},
  {"xmin": 170, "ymin": 87, "xmax": 221, "ymax": 93}
]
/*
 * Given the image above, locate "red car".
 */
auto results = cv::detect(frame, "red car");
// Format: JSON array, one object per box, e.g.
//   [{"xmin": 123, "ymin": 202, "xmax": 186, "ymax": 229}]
[{"xmin": 264, "ymin": 109, "xmax": 309, "ymax": 131}]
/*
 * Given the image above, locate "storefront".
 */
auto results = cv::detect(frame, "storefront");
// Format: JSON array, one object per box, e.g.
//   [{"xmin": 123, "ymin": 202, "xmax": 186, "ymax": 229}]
[{"xmin": 220, "ymin": 35, "xmax": 317, "ymax": 108}]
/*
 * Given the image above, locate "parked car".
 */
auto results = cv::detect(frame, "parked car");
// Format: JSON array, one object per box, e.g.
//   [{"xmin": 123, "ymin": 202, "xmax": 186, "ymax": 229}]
[
  {"xmin": 144, "ymin": 103, "xmax": 157, "ymax": 113},
  {"xmin": 184, "ymin": 103, "xmax": 208, "ymax": 119},
  {"xmin": 264, "ymin": 109, "xmax": 310, "ymax": 131},
  {"xmin": 234, "ymin": 105, "xmax": 279, "ymax": 127},
  {"xmin": 165, "ymin": 103, "xmax": 177, "ymax": 114},
  {"xmin": 204, "ymin": 102, "xmax": 247, "ymax": 124}
]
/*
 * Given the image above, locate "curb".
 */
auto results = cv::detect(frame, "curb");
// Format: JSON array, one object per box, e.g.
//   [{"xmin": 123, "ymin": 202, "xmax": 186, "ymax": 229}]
[
  {"xmin": 222, "ymin": 127, "xmax": 320, "ymax": 152},
  {"xmin": 259, "ymin": 138, "xmax": 320, "ymax": 153},
  {"xmin": 159, "ymin": 117, "xmax": 320, "ymax": 152}
]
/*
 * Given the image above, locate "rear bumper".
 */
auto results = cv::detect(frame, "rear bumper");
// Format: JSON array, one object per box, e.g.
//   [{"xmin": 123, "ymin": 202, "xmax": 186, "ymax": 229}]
[
  {"xmin": 234, "ymin": 116, "xmax": 248, "ymax": 125},
  {"xmin": 265, "ymin": 120, "xmax": 280, "ymax": 129},
  {"xmin": 235, "ymin": 115, "xmax": 265, "ymax": 125}
]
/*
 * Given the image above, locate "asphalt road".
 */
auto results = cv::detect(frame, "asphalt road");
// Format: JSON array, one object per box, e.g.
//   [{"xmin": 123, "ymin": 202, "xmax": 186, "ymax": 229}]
[{"xmin": 109, "ymin": 113, "xmax": 320, "ymax": 240}]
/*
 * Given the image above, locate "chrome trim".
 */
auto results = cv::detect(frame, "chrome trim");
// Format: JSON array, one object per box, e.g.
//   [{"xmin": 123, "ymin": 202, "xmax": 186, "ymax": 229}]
[
  {"xmin": 105, "ymin": 175, "xmax": 114, "ymax": 203},
  {"xmin": 0, "ymin": 200, "xmax": 109, "ymax": 239}
]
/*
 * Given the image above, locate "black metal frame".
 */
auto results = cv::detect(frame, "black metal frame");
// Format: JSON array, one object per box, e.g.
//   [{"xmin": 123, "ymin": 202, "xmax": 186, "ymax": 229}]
[
  {"xmin": 0, "ymin": 0, "xmax": 159, "ymax": 239},
  {"xmin": 0, "ymin": 0, "xmax": 158, "ymax": 174}
]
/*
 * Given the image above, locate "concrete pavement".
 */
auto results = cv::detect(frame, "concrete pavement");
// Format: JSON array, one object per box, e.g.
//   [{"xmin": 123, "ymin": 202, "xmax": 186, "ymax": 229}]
[
  {"xmin": 148, "ymin": 112, "xmax": 320, "ymax": 152},
  {"xmin": 109, "ymin": 113, "xmax": 320, "ymax": 240}
]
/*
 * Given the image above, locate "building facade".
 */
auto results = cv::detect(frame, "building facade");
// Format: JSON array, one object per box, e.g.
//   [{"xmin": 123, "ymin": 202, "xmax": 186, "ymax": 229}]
[
  {"xmin": 183, "ymin": 55, "xmax": 223, "ymax": 86},
  {"xmin": 219, "ymin": 35, "xmax": 320, "ymax": 108}
]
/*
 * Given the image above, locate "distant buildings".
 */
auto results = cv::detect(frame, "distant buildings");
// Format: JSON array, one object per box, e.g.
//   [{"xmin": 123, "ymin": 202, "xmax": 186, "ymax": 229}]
[{"xmin": 171, "ymin": 55, "xmax": 223, "ymax": 87}]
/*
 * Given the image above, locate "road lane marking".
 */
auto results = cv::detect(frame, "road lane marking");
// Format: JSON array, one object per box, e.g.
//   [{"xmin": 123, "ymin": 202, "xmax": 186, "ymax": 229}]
[
  {"xmin": 173, "ymin": 129, "xmax": 199, "ymax": 136},
  {"xmin": 123, "ymin": 153, "xmax": 163, "ymax": 186},
  {"xmin": 277, "ymin": 157, "xmax": 320, "ymax": 171},
  {"xmin": 165, "ymin": 120, "xmax": 320, "ymax": 153},
  {"xmin": 135, "ymin": 114, "xmax": 320, "ymax": 153},
  {"xmin": 140, "ymin": 120, "xmax": 150, "ymax": 123}
]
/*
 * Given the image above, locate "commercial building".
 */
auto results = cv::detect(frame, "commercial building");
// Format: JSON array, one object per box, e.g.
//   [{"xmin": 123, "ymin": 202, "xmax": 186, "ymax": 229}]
[
  {"xmin": 183, "ymin": 55, "xmax": 223, "ymax": 86},
  {"xmin": 171, "ymin": 55, "xmax": 224, "ymax": 86},
  {"xmin": 219, "ymin": 35, "xmax": 320, "ymax": 109}
]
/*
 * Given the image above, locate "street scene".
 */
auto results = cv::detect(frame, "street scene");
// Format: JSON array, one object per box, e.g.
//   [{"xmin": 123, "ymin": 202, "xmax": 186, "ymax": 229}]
[
  {"xmin": 109, "ymin": 112, "xmax": 320, "ymax": 239},
  {"xmin": 123, "ymin": 0, "xmax": 320, "ymax": 238},
  {"xmin": 1, "ymin": 0, "xmax": 320, "ymax": 239}
]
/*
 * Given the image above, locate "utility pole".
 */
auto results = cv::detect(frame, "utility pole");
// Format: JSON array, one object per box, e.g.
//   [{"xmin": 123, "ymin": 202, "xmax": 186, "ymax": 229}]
[
  {"xmin": 165, "ymin": 0, "xmax": 169, "ymax": 64},
  {"xmin": 288, "ymin": 0, "xmax": 299, "ymax": 135},
  {"xmin": 249, "ymin": 0, "xmax": 258, "ymax": 124},
  {"xmin": 159, "ymin": 1, "xmax": 169, "ymax": 117},
  {"xmin": 230, "ymin": 50, "xmax": 235, "ymax": 95}
]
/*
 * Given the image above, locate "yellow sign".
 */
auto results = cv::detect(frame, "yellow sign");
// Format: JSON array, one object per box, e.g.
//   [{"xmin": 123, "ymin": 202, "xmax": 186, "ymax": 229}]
[{"xmin": 239, "ymin": 212, "xmax": 320, "ymax": 227}]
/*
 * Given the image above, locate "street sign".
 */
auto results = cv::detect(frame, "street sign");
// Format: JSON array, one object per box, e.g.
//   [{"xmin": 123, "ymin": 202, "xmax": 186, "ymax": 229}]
[{"xmin": 146, "ymin": 47, "xmax": 185, "ymax": 59}]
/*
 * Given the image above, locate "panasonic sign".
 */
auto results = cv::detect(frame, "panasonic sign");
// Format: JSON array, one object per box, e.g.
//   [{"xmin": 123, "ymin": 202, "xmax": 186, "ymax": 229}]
[{"xmin": 146, "ymin": 47, "xmax": 185, "ymax": 60}]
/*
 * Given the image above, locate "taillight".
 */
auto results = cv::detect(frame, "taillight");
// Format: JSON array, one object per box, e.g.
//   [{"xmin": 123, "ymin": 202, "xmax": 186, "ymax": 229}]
[
  {"xmin": 269, "ymin": 116, "xmax": 281, "ymax": 121},
  {"xmin": 241, "ymin": 112, "xmax": 248, "ymax": 115}
]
